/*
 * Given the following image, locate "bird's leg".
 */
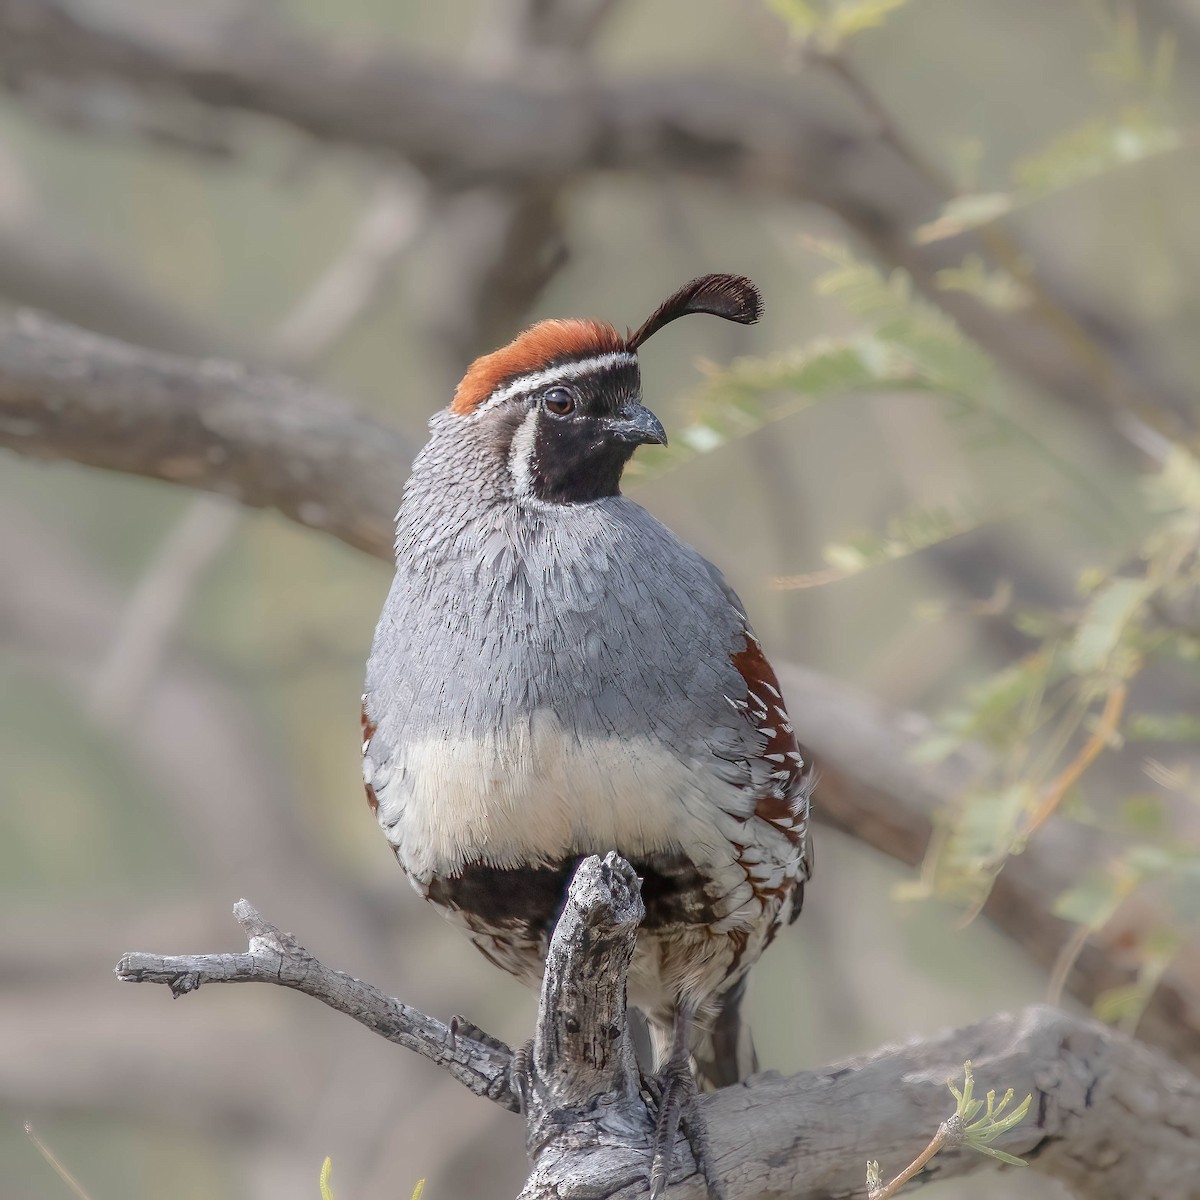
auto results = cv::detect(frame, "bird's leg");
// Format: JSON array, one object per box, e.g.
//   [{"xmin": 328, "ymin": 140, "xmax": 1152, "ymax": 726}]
[{"xmin": 649, "ymin": 1005, "xmax": 724, "ymax": 1200}]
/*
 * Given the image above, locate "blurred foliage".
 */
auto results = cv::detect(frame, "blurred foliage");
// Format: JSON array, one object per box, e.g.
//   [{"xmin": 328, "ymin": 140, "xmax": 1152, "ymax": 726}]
[
  {"xmin": 320, "ymin": 1156, "xmax": 425, "ymax": 1200},
  {"xmin": 920, "ymin": 2, "xmax": 1182, "ymax": 240},
  {"xmin": 669, "ymin": 227, "xmax": 1199, "ymax": 1019},
  {"xmin": 680, "ymin": 0, "xmax": 1200, "ymax": 1037},
  {"xmin": 765, "ymin": 0, "xmax": 909, "ymax": 49}
]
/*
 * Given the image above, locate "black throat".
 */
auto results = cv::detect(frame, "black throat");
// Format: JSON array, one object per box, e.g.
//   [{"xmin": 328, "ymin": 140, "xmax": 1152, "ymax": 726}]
[{"xmin": 522, "ymin": 413, "xmax": 635, "ymax": 504}]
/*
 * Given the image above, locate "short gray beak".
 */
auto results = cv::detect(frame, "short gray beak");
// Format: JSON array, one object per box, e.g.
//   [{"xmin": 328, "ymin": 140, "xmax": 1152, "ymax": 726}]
[{"xmin": 606, "ymin": 404, "xmax": 668, "ymax": 448}]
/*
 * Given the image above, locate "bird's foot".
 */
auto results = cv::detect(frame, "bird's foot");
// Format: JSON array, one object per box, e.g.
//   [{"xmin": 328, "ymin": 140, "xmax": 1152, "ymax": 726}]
[
  {"xmin": 648, "ymin": 1061, "xmax": 725, "ymax": 1200},
  {"xmin": 447, "ymin": 1013, "xmax": 508, "ymax": 1054},
  {"xmin": 511, "ymin": 1037, "xmax": 535, "ymax": 1116}
]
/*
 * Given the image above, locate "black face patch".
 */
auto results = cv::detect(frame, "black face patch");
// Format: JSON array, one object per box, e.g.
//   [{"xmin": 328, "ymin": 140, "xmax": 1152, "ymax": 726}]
[
  {"xmin": 496, "ymin": 361, "xmax": 645, "ymax": 505},
  {"xmin": 526, "ymin": 412, "xmax": 637, "ymax": 504}
]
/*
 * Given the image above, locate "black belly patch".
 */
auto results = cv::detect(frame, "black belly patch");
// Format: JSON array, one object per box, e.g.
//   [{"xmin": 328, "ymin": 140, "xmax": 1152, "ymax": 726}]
[{"xmin": 426, "ymin": 852, "xmax": 716, "ymax": 937}]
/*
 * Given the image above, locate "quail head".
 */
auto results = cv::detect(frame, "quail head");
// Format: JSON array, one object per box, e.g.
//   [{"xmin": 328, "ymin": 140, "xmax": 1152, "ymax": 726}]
[{"xmin": 362, "ymin": 274, "xmax": 813, "ymax": 1195}]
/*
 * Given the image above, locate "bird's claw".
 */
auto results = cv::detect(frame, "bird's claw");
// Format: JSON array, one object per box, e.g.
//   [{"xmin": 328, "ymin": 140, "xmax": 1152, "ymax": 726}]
[
  {"xmin": 648, "ymin": 1062, "xmax": 725, "ymax": 1200},
  {"xmin": 447, "ymin": 1013, "xmax": 508, "ymax": 1054},
  {"xmin": 511, "ymin": 1037, "xmax": 535, "ymax": 1116}
]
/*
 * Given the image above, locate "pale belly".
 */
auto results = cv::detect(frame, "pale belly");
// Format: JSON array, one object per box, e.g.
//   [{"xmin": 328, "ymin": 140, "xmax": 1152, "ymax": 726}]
[
  {"xmin": 363, "ymin": 710, "xmax": 799, "ymax": 1014},
  {"xmin": 366, "ymin": 709, "xmax": 731, "ymax": 883}
]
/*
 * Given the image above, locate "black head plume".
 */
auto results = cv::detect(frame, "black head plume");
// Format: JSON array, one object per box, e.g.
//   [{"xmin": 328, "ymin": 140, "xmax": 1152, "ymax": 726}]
[{"xmin": 625, "ymin": 273, "xmax": 762, "ymax": 351}]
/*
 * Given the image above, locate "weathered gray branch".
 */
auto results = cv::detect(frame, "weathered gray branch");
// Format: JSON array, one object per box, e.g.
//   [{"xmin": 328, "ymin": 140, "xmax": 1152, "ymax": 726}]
[
  {"xmin": 116, "ymin": 899, "xmax": 517, "ymax": 1111},
  {"xmin": 5, "ymin": 310, "xmax": 1200, "ymax": 1072},
  {"xmin": 522, "ymin": 853, "xmax": 651, "ymax": 1193},
  {"xmin": 0, "ymin": 311, "xmax": 410, "ymax": 557},
  {"xmin": 116, "ymin": 863, "xmax": 1200, "ymax": 1200},
  {"xmin": 0, "ymin": 0, "xmax": 1192, "ymax": 453}
]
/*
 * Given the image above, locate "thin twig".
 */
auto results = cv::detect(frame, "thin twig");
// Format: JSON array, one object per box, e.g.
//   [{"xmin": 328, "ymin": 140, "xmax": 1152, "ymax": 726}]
[
  {"xmin": 23, "ymin": 1123, "xmax": 95, "ymax": 1200},
  {"xmin": 115, "ymin": 899, "xmax": 519, "ymax": 1111},
  {"xmin": 1046, "ymin": 921, "xmax": 1095, "ymax": 1009},
  {"xmin": 1026, "ymin": 683, "xmax": 1128, "ymax": 837},
  {"xmin": 867, "ymin": 1124, "xmax": 950, "ymax": 1200},
  {"xmin": 268, "ymin": 172, "xmax": 427, "ymax": 363}
]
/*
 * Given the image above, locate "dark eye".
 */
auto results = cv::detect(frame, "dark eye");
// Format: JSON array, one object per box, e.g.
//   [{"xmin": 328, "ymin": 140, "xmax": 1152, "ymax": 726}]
[{"xmin": 542, "ymin": 387, "xmax": 576, "ymax": 416}]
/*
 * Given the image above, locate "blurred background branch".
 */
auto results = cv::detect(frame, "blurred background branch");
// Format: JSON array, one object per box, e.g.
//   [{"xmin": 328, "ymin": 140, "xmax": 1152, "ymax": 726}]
[{"xmin": 0, "ymin": 0, "xmax": 1192, "ymax": 457}]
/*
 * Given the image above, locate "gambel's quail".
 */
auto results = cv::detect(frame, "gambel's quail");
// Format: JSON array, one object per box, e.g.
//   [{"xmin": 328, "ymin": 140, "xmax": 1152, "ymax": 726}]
[{"xmin": 362, "ymin": 274, "xmax": 813, "ymax": 1195}]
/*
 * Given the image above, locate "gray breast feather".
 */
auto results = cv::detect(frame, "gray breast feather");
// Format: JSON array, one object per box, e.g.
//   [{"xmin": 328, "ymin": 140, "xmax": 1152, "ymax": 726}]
[{"xmin": 366, "ymin": 493, "xmax": 753, "ymax": 760}]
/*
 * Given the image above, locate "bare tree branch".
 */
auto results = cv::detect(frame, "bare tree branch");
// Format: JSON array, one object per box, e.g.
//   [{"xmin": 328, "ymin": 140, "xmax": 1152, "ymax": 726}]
[
  {"xmin": 0, "ymin": 0, "xmax": 1191, "ymax": 454},
  {"xmin": 0, "ymin": 311, "xmax": 410, "ymax": 557},
  {"xmin": 117, "ymin": 899, "xmax": 517, "ymax": 1110},
  {"xmin": 115, "ymin": 862, "xmax": 1200, "ymax": 1200}
]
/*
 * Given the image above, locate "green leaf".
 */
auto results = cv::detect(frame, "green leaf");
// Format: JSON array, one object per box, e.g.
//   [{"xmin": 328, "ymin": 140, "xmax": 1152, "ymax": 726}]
[
  {"xmin": 1016, "ymin": 117, "xmax": 1178, "ymax": 196},
  {"xmin": 973, "ymin": 1146, "xmax": 1032, "ymax": 1167},
  {"xmin": 1123, "ymin": 844, "xmax": 1178, "ymax": 880},
  {"xmin": 829, "ymin": 0, "xmax": 909, "ymax": 40},
  {"xmin": 1121, "ymin": 793, "xmax": 1169, "ymax": 834},
  {"xmin": 1146, "ymin": 446, "xmax": 1200, "ymax": 514},
  {"xmin": 777, "ymin": 502, "xmax": 993, "ymax": 589},
  {"xmin": 763, "ymin": 0, "xmax": 823, "ymax": 37},
  {"xmin": 953, "ymin": 652, "xmax": 1060, "ymax": 749},
  {"xmin": 909, "ymin": 731, "xmax": 966, "ymax": 765},
  {"xmin": 631, "ymin": 334, "xmax": 935, "ymax": 481},
  {"xmin": 1126, "ymin": 712, "xmax": 1200, "ymax": 743},
  {"xmin": 914, "ymin": 193, "xmax": 1014, "ymax": 243},
  {"xmin": 1069, "ymin": 576, "xmax": 1152, "ymax": 674},
  {"xmin": 946, "ymin": 783, "xmax": 1034, "ymax": 873},
  {"xmin": 1093, "ymin": 982, "xmax": 1146, "ymax": 1024},
  {"xmin": 320, "ymin": 1158, "xmax": 335, "ymax": 1200},
  {"xmin": 1094, "ymin": 927, "xmax": 1183, "ymax": 1030},
  {"xmin": 935, "ymin": 256, "xmax": 1031, "ymax": 311},
  {"xmin": 1053, "ymin": 865, "xmax": 1134, "ymax": 930}
]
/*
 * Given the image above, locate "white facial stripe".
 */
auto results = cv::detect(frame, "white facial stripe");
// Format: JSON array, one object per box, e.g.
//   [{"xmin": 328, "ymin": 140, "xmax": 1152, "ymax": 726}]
[
  {"xmin": 472, "ymin": 351, "xmax": 638, "ymax": 416},
  {"xmin": 507, "ymin": 406, "xmax": 540, "ymax": 500}
]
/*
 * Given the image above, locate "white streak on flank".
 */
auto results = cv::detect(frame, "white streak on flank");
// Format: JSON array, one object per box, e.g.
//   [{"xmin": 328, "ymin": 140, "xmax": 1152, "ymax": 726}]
[
  {"xmin": 507, "ymin": 406, "xmax": 541, "ymax": 500},
  {"xmin": 471, "ymin": 351, "xmax": 638, "ymax": 415}
]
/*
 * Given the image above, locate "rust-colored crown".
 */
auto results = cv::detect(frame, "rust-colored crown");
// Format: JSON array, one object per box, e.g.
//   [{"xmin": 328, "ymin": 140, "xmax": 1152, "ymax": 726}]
[
  {"xmin": 451, "ymin": 319, "xmax": 624, "ymax": 415},
  {"xmin": 450, "ymin": 274, "xmax": 761, "ymax": 416}
]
